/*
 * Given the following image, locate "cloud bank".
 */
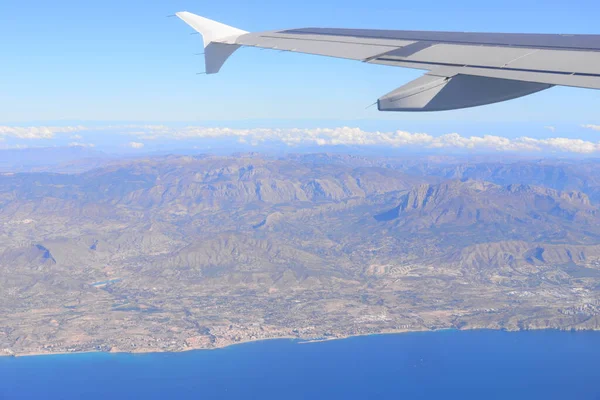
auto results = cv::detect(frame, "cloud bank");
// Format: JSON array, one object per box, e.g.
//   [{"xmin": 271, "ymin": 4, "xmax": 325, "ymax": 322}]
[
  {"xmin": 582, "ymin": 124, "xmax": 600, "ymax": 132},
  {"xmin": 0, "ymin": 126, "xmax": 87, "ymax": 139},
  {"xmin": 128, "ymin": 142, "xmax": 145, "ymax": 149},
  {"xmin": 115, "ymin": 125, "xmax": 600, "ymax": 154},
  {"xmin": 68, "ymin": 142, "xmax": 95, "ymax": 148},
  {"xmin": 2, "ymin": 124, "xmax": 600, "ymax": 154}
]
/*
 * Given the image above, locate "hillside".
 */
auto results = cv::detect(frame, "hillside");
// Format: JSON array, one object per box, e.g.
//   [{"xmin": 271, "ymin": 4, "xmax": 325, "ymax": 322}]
[{"xmin": 2, "ymin": 154, "xmax": 600, "ymax": 356}]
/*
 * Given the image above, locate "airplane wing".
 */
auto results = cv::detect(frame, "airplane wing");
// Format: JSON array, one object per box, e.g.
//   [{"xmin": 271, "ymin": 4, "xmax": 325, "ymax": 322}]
[{"xmin": 176, "ymin": 11, "xmax": 600, "ymax": 112}]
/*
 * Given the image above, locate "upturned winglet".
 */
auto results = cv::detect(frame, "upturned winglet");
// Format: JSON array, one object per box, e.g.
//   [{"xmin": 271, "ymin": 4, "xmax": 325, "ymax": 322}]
[{"xmin": 176, "ymin": 12, "xmax": 248, "ymax": 74}]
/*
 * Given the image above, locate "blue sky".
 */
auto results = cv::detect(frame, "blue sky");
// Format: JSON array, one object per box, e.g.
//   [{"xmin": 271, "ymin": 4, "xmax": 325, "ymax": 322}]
[{"xmin": 0, "ymin": 0, "xmax": 599, "ymax": 153}]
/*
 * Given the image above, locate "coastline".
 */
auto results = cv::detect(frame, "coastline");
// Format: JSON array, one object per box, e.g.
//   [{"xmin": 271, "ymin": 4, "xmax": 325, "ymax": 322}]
[
  {"xmin": 3, "ymin": 326, "xmax": 599, "ymax": 359},
  {"xmin": 3, "ymin": 335, "xmax": 301, "ymax": 359}
]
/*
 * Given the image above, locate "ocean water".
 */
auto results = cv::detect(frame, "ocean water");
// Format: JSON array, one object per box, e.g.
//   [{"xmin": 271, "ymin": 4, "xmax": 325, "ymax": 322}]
[{"xmin": 1, "ymin": 330, "xmax": 600, "ymax": 400}]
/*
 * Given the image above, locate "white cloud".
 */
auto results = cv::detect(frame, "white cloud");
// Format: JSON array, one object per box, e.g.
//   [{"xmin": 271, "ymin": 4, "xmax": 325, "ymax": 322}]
[
  {"xmin": 544, "ymin": 126, "xmax": 556, "ymax": 132},
  {"xmin": 533, "ymin": 137, "xmax": 599, "ymax": 154},
  {"xmin": 0, "ymin": 144, "xmax": 28, "ymax": 150},
  {"xmin": 68, "ymin": 142, "xmax": 95, "ymax": 148},
  {"xmin": 70, "ymin": 134, "xmax": 83, "ymax": 140},
  {"xmin": 1, "ymin": 124, "xmax": 600, "ymax": 155},
  {"xmin": 582, "ymin": 124, "xmax": 600, "ymax": 132},
  {"xmin": 108, "ymin": 125, "xmax": 600, "ymax": 154},
  {"xmin": 0, "ymin": 126, "xmax": 87, "ymax": 140}
]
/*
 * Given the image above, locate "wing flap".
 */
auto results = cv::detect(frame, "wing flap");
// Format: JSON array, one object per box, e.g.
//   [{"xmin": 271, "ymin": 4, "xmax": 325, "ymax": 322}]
[
  {"xmin": 506, "ymin": 49, "xmax": 600, "ymax": 75},
  {"xmin": 384, "ymin": 44, "xmax": 538, "ymax": 68},
  {"xmin": 434, "ymin": 66, "xmax": 600, "ymax": 90},
  {"xmin": 370, "ymin": 44, "xmax": 600, "ymax": 78}
]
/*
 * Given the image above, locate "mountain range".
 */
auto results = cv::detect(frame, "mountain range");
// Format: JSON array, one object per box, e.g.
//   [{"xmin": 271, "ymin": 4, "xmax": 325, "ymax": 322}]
[{"xmin": 2, "ymin": 152, "xmax": 600, "ymax": 356}]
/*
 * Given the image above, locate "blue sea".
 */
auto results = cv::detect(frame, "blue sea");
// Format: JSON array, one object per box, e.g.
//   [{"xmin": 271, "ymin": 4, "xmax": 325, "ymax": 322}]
[{"xmin": 1, "ymin": 330, "xmax": 600, "ymax": 399}]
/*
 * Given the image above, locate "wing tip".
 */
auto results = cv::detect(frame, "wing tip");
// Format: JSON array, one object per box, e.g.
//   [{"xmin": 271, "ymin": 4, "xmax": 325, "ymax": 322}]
[
  {"xmin": 175, "ymin": 11, "xmax": 247, "ymax": 74},
  {"xmin": 175, "ymin": 11, "xmax": 248, "ymax": 48}
]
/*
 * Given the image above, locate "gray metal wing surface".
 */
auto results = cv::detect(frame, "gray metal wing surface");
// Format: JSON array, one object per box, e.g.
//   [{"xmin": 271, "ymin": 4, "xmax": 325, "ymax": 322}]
[{"xmin": 176, "ymin": 12, "xmax": 600, "ymax": 112}]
